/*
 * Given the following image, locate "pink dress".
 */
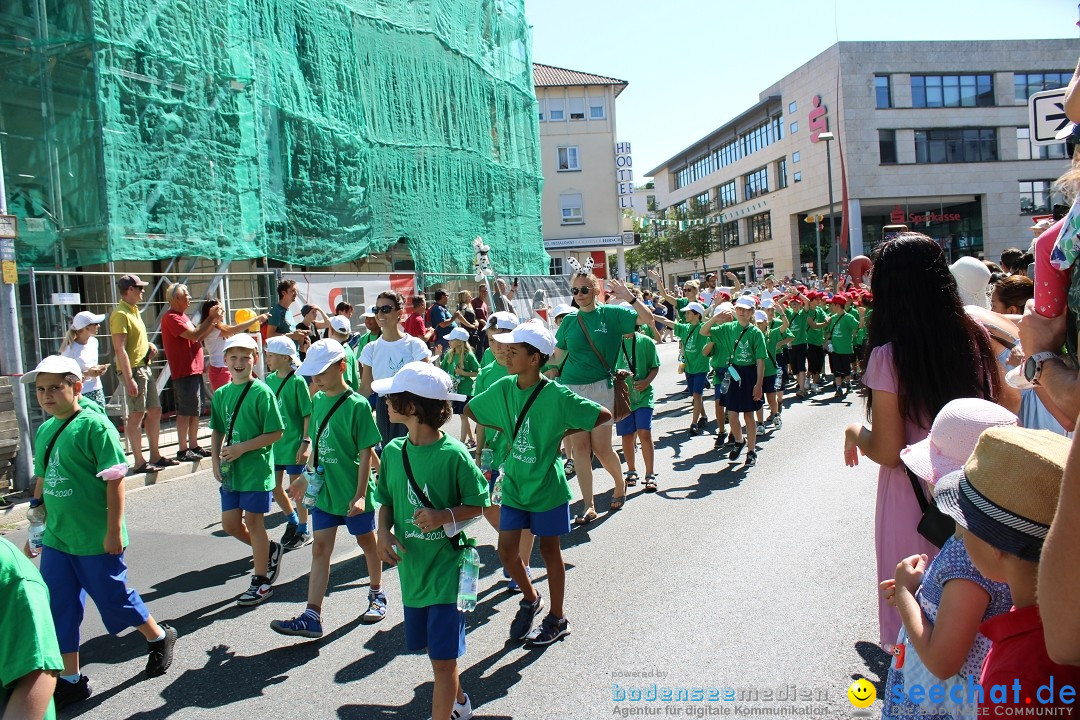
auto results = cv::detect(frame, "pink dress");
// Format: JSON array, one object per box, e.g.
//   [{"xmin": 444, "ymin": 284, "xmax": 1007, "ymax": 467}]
[{"xmin": 862, "ymin": 343, "xmax": 941, "ymax": 646}]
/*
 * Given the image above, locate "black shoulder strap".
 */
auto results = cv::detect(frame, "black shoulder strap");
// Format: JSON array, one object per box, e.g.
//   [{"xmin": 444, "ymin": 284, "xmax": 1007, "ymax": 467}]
[
  {"xmin": 401, "ymin": 442, "xmax": 463, "ymax": 550},
  {"xmin": 312, "ymin": 390, "xmax": 353, "ymax": 469},
  {"xmin": 43, "ymin": 410, "xmax": 82, "ymax": 469},
  {"xmin": 621, "ymin": 336, "xmax": 637, "ymax": 377},
  {"xmin": 905, "ymin": 466, "xmax": 930, "ymax": 513},
  {"xmin": 273, "ymin": 370, "xmax": 295, "ymax": 398},
  {"xmin": 728, "ymin": 325, "xmax": 752, "ymax": 366},
  {"xmin": 225, "ymin": 381, "xmax": 255, "ymax": 446}
]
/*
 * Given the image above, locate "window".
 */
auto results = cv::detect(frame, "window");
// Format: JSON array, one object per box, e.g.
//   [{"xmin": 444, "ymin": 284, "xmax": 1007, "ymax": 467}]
[
  {"xmin": 673, "ymin": 116, "xmax": 783, "ymax": 189},
  {"xmin": 777, "ymin": 157, "xmax": 788, "ymax": 189},
  {"xmin": 1017, "ymin": 127, "xmax": 1068, "ymax": 160},
  {"xmin": 588, "ymin": 97, "xmax": 606, "ymax": 119},
  {"xmin": 875, "ymin": 75, "xmax": 892, "ymax": 109},
  {"xmin": 744, "ymin": 167, "xmax": 768, "ymax": 200},
  {"xmin": 560, "ymin": 193, "xmax": 583, "ymax": 223},
  {"xmin": 719, "ymin": 220, "xmax": 739, "ymax": 248},
  {"xmin": 788, "ymin": 100, "xmax": 797, "ymax": 114},
  {"xmin": 538, "ymin": 100, "xmax": 545, "ymax": 122},
  {"xmin": 557, "ymin": 146, "xmax": 580, "ymax": 171},
  {"xmin": 548, "ymin": 98, "xmax": 565, "ymax": 121},
  {"xmin": 914, "ymin": 128, "xmax": 997, "ymax": 163},
  {"xmin": 790, "ymin": 121, "xmax": 799, "ymax": 134},
  {"xmin": 718, "ymin": 180, "xmax": 737, "ymax": 209},
  {"xmin": 793, "ymin": 171, "xmax": 802, "ymax": 183},
  {"xmin": 792, "ymin": 151, "xmax": 801, "ymax": 163},
  {"xmin": 879, "ymin": 129, "xmax": 897, "ymax": 164},
  {"xmin": 1014, "ymin": 72, "xmax": 1072, "ymax": 102},
  {"xmin": 569, "ymin": 97, "xmax": 585, "ymax": 120},
  {"xmin": 1019, "ymin": 180, "xmax": 1061, "ymax": 215},
  {"xmin": 549, "ymin": 257, "xmax": 564, "ymax": 275},
  {"xmin": 911, "ymin": 74, "xmax": 994, "ymax": 108},
  {"xmin": 748, "ymin": 212, "xmax": 772, "ymax": 244},
  {"xmin": 694, "ymin": 190, "xmax": 711, "ymax": 209}
]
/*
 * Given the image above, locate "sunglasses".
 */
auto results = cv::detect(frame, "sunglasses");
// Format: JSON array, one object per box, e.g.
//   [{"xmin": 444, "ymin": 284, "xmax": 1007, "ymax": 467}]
[
  {"xmin": 374, "ymin": 305, "xmax": 399, "ymax": 314},
  {"xmin": 570, "ymin": 287, "xmax": 592, "ymax": 296}
]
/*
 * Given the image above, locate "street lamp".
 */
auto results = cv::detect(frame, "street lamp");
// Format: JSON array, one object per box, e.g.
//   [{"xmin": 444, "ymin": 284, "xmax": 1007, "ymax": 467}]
[{"xmin": 818, "ymin": 131, "xmax": 836, "ymax": 276}]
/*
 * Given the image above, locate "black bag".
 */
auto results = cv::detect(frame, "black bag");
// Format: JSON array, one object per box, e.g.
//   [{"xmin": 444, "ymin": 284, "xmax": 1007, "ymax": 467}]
[{"xmin": 906, "ymin": 467, "xmax": 955, "ymax": 548}]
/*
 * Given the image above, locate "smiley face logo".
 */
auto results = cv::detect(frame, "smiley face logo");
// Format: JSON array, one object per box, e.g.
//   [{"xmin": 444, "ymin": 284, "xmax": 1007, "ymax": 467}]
[{"xmin": 847, "ymin": 678, "xmax": 876, "ymax": 708}]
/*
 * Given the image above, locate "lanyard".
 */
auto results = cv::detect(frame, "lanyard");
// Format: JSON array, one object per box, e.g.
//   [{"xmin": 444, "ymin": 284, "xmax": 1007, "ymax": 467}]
[
  {"xmin": 312, "ymin": 390, "xmax": 353, "ymax": 471},
  {"xmin": 225, "ymin": 382, "xmax": 254, "ymax": 447}
]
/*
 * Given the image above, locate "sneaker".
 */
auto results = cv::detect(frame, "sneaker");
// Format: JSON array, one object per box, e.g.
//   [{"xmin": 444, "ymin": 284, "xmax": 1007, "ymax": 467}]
[
  {"xmin": 282, "ymin": 529, "xmax": 312, "ymax": 551},
  {"xmin": 280, "ymin": 523, "xmax": 298, "ymax": 547},
  {"xmin": 54, "ymin": 674, "xmax": 91, "ymax": 709},
  {"xmin": 744, "ymin": 450, "xmax": 758, "ymax": 467},
  {"xmin": 688, "ymin": 423, "xmax": 701, "ymax": 436},
  {"xmin": 525, "ymin": 613, "xmax": 571, "ymax": 647},
  {"xmin": 271, "ymin": 608, "xmax": 323, "ymax": 638},
  {"xmin": 764, "ymin": 415, "xmax": 776, "ymax": 428},
  {"xmin": 563, "ymin": 458, "xmax": 575, "ymax": 478},
  {"xmin": 237, "ymin": 578, "xmax": 273, "ymax": 606},
  {"xmin": 834, "ymin": 387, "xmax": 843, "ymax": 398},
  {"xmin": 267, "ymin": 541, "xmax": 283, "ymax": 584},
  {"xmin": 190, "ymin": 446, "xmax": 213, "ymax": 458},
  {"xmin": 509, "ymin": 593, "xmax": 545, "ymax": 640},
  {"xmin": 774, "ymin": 415, "xmax": 783, "ymax": 430},
  {"xmin": 427, "ymin": 692, "xmax": 474, "ymax": 720},
  {"xmin": 695, "ymin": 416, "xmax": 709, "ymax": 433},
  {"xmin": 145, "ymin": 624, "xmax": 178, "ymax": 677},
  {"xmin": 507, "ymin": 567, "xmax": 532, "ymax": 593},
  {"xmin": 728, "ymin": 441, "xmax": 746, "ymax": 462},
  {"xmin": 176, "ymin": 449, "xmax": 203, "ymax": 462},
  {"xmin": 713, "ymin": 433, "xmax": 725, "ymax": 449},
  {"xmin": 362, "ymin": 590, "xmax": 387, "ymax": 623},
  {"xmin": 756, "ymin": 422, "xmax": 765, "ymax": 435},
  {"xmin": 726, "ymin": 432, "xmax": 736, "ymax": 449}
]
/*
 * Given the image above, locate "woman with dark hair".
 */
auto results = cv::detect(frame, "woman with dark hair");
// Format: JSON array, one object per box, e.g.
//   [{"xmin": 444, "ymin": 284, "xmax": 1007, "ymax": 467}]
[
  {"xmin": 842, "ymin": 233, "xmax": 1000, "ymax": 649},
  {"xmin": 200, "ymin": 298, "xmax": 266, "ymax": 392}
]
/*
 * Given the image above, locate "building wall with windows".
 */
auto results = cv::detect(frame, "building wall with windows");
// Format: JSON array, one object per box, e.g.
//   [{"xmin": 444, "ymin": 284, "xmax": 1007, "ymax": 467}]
[{"xmin": 647, "ymin": 40, "xmax": 1076, "ymax": 285}]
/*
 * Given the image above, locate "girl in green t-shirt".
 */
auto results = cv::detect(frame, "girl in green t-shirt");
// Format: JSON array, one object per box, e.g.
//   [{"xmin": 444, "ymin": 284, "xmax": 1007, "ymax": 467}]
[
  {"xmin": 671, "ymin": 303, "xmax": 710, "ymax": 436},
  {"xmin": 439, "ymin": 328, "xmax": 481, "ymax": 448},
  {"xmin": 264, "ymin": 339, "xmax": 313, "ymax": 551}
]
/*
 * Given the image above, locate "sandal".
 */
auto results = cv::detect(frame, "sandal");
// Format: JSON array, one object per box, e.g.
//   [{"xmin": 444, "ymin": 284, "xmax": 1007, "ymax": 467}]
[
  {"xmin": 564, "ymin": 459, "xmax": 576, "ymax": 478},
  {"xmin": 609, "ymin": 495, "xmax": 626, "ymax": 511},
  {"xmin": 573, "ymin": 508, "xmax": 598, "ymax": 525},
  {"xmin": 624, "ymin": 471, "xmax": 639, "ymax": 487},
  {"xmin": 131, "ymin": 462, "xmax": 161, "ymax": 475},
  {"xmin": 644, "ymin": 474, "xmax": 658, "ymax": 493}
]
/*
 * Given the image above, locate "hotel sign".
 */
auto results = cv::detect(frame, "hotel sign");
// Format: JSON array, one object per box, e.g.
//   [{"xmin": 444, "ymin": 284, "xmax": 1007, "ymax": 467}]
[
  {"xmin": 544, "ymin": 235, "xmax": 624, "ymax": 250},
  {"xmin": 616, "ymin": 142, "xmax": 634, "ymax": 209}
]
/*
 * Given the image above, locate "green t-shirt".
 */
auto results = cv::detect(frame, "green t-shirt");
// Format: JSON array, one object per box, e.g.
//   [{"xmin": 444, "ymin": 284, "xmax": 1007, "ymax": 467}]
[
  {"xmin": 787, "ymin": 308, "xmax": 809, "ymax": 345},
  {"xmin": 711, "ymin": 321, "xmax": 767, "ymax": 367},
  {"xmin": 616, "ymin": 333, "xmax": 661, "ymax": 410},
  {"xmin": 33, "ymin": 411, "xmax": 129, "ymax": 556},
  {"xmin": 856, "ymin": 308, "xmax": 871, "ymax": 345},
  {"xmin": 806, "ymin": 306, "xmax": 828, "ymax": 346},
  {"xmin": 764, "ymin": 327, "xmax": 794, "ymax": 375},
  {"xmin": 355, "ymin": 331, "xmax": 379, "ymax": 358},
  {"xmin": 638, "ymin": 324, "xmax": 657, "ymax": 341},
  {"xmin": 555, "ymin": 305, "xmax": 638, "ymax": 386},
  {"xmin": 265, "ymin": 370, "xmax": 313, "ymax": 468},
  {"xmin": 468, "ymin": 376, "xmax": 600, "ymax": 512},
  {"xmin": 374, "ymin": 435, "xmax": 489, "ymax": 607},
  {"xmin": 310, "ymin": 390, "xmax": 382, "ymax": 517},
  {"xmin": 473, "ymin": 361, "xmax": 510, "ymax": 456},
  {"xmin": 439, "ymin": 350, "xmax": 481, "ymax": 397},
  {"xmin": 480, "ymin": 347, "xmax": 496, "ymax": 368},
  {"xmin": 210, "ymin": 379, "xmax": 284, "ymax": 493},
  {"xmin": 827, "ymin": 311, "xmax": 860, "ymax": 355},
  {"xmin": 0, "ymin": 537, "xmax": 63, "ymax": 720},
  {"xmin": 707, "ymin": 324, "xmax": 731, "ymax": 369},
  {"xmin": 342, "ymin": 346, "xmax": 361, "ymax": 392},
  {"xmin": 675, "ymin": 296, "xmax": 690, "ymax": 322},
  {"xmin": 674, "ymin": 321, "xmax": 709, "ymax": 375}
]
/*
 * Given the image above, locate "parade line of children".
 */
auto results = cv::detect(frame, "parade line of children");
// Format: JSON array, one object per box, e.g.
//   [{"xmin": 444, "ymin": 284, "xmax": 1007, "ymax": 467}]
[{"xmin": 11, "ymin": 274, "xmax": 867, "ymax": 720}]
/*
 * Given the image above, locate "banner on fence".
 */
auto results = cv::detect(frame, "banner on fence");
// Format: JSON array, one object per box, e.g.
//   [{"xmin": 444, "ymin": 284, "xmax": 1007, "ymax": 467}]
[{"xmin": 282, "ymin": 273, "xmax": 416, "ymax": 317}]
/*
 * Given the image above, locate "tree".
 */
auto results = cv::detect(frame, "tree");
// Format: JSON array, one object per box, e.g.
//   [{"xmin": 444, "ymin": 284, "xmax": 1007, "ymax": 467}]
[
  {"xmin": 669, "ymin": 197, "xmax": 716, "ymax": 277},
  {"xmin": 626, "ymin": 232, "xmax": 676, "ymax": 282}
]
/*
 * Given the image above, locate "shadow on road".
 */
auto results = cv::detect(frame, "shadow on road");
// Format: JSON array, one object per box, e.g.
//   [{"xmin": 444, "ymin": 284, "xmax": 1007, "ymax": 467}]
[
  {"xmin": 852, "ymin": 640, "xmax": 891, "ymax": 697},
  {"xmin": 138, "ymin": 556, "xmax": 254, "ymax": 603}
]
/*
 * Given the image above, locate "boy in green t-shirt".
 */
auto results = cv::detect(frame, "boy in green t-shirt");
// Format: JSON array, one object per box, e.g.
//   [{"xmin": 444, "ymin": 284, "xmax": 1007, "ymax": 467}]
[
  {"xmin": 805, "ymin": 293, "xmax": 830, "ymax": 393},
  {"xmin": 479, "ymin": 311, "xmax": 519, "ymax": 367},
  {"xmin": 467, "ymin": 320, "xmax": 611, "ymax": 647},
  {"xmin": 271, "ymin": 339, "xmax": 386, "ymax": 638},
  {"xmin": 615, "ymin": 327, "xmax": 661, "ymax": 492},
  {"xmin": 328, "ymin": 316, "xmax": 361, "ymax": 392},
  {"xmin": 210, "ymin": 334, "xmax": 285, "ymax": 607},
  {"xmin": 439, "ymin": 327, "xmax": 481, "ymax": 448},
  {"xmin": 700, "ymin": 303, "xmax": 735, "ymax": 448},
  {"xmin": 264, "ymin": 337, "xmax": 313, "ymax": 550},
  {"xmin": 671, "ymin": 302, "xmax": 710, "ymax": 435},
  {"xmin": 21, "ymin": 356, "xmax": 176, "ymax": 710},
  {"xmin": 710, "ymin": 298, "xmax": 767, "ymax": 467},
  {"xmin": 373, "ymin": 362, "xmax": 489, "ymax": 720},
  {"xmin": 824, "ymin": 294, "xmax": 862, "ymax": 397},
  {"xmin": 755, "ymin": 309, "xmax": 793, "ymax": 433}
]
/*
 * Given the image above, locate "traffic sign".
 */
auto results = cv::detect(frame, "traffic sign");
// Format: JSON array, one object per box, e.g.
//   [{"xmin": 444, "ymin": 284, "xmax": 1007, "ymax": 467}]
[
  {"xmin": 629, "ymin": 272, "xmax": 639, "ymax": 284},
  {"xmin": 1029, "ymin": 88, "xmax": 1070, "ymax": 146},
  {"xmin": 755, "ymin": 267, "xmax": 764, "ymax": 280},
  {"xmin": 754, "ymin": 257, "xmax": 763, "ymax": 269}
]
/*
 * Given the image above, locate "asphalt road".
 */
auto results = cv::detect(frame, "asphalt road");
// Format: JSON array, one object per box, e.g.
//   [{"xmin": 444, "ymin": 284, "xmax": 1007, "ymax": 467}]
[{"xmin": 8, "ymin": 340, "xmax": 889, "ymax": 720}]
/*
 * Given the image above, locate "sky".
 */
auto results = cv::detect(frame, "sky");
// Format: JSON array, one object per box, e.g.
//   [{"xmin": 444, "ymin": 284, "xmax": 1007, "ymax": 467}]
[{"xmin": 524, "ymin": 0, "xmax": 1080, "ymax": 177}]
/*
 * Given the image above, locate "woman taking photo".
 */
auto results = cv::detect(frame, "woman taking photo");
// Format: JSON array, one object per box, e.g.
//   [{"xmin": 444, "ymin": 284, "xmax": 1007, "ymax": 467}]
[
  {"xmin": 456, "ymin": 289, "xmax": 481, "ymax": 356},
  {"xmin": 549, "ymin": 272, "xmax": 653, "ymax": 524},
  {"xmin": 59, "ymin": 311, "xmax": 110, "ymax": 407},
  {"xmin": 843, "ymin": 233, "xmax": 999, "ymax": 649}
]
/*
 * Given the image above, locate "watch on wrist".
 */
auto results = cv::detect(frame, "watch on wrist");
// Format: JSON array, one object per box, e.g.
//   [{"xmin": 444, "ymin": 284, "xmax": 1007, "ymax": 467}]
[{"xmin": 1024, "ymin": 352, "xmax": 1060, "ymax": 385}]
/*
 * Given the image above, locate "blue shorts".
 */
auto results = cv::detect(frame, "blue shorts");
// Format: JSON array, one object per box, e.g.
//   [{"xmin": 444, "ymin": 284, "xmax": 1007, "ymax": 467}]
[
  {"xmin": 615, "ymin": 406, "xmax": 653, "ymax": 436},
  {"xmin": 500, "ymin": 502, "xmax": 571, "ymax": 537},
  {"xmin": 39, "ymin": 547, "xmax": 151, "ymax": 654},
  {"xmin": 685, "ymin": 372, "xmax": 708, "ymax": 395},
  {"xmin": 275, "ymin": 464, "xmax": 305, "ymax": 476},
  {"xmin": 404, "ymin": 603, "xmax": 466, "ymax": 660},
  {"xmin": 220, "ymin": 487, "xmax": 273, "ymax": 514},
  {"xmin": 310, "ymin": 507, "xmax": 377, "ymax": 535}
]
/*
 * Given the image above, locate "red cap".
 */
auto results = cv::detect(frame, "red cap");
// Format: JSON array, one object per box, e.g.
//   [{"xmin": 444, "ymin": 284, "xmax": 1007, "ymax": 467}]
[{"xmin": 829, "ymin": 293, "xmax": 847, "ymax": 305}]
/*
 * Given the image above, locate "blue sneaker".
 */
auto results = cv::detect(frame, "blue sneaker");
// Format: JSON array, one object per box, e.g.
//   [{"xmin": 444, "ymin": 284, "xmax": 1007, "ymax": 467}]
[
  {"xmin": 270, "ymin": 609, "xmax": 323, "ymax": 638},
  {"xmin": 361, "ymin": 590, "xmax": 387, "ymax": 623},
  {"xmin": 506, "ymin": 567, "xmax": 532, "ymax": 593}
]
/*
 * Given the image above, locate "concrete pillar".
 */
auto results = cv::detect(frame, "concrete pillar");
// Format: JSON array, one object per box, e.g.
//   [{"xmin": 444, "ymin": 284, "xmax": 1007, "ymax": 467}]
[
  {"xmin": 848, "ymin": 198, "xmax": 864, "ymax": 258},
  {"xmin": 617, "ymin": 247, "xmax": 626, "ymax": 281}
]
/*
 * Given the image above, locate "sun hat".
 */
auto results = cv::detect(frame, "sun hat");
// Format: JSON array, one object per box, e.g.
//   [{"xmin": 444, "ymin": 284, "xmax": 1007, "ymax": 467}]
[
  {"xmin": 900, "ymin": 398, "xmax": 1018, "ymax": 484},
  {"xmin": 222, "ymin": 334, "xmax": 259, "ymax": 352},
  {"xmin": 950, "ymin": 256, "xmax": 992, "ymax": 309},
  {"xmin": 493, "ymin": 319, "xmax": 556, "ymax": 355},
  {"xmin": 734, "ymin": 296, "xmax": 756, "ymax": 310},
  {"xmin": 447, "ymin": 327, "xmax": 469, "ymax": 342},
  {"xmin": 117, "ymin": 274, "xmax": 148, "ymax": 291},
  {"xmin": 684, "ymin": 301, "xmax": 706, "ymax": 317},
  {"xmin": 296, "ymin": 338, "xmax": 346, "ymax": 376},
  {"xmin": 488, "ymin": 311, "xmax": 519, "ymax": 331},
  {"xmin": 371, "ymin": 361, "xmax": 466, "ymax": 402},
  {"xmin": 1029, "ymin": 218, "xmax": 1054, "ymax": 234},
  {"xmin": 329, "ymin": 316, "xmax": 351, "ymax": 334},
  {"xmin": 22, "ymin": 355, "xmax": 83, "ymax": 384},
  {"xmin": 936, "ymin": 426, "xmax": 1070, "ymax": 562},
  {"xmin": 754, "ymin": 310, "xmax": 768, "ymax": 323},
  {"xmin": 265, "ymin": 336, "xmax": 301, "ymax": 366},
  {"xmin": 551, "ymin": 303, "xmax": 573, "ymax": 319},
  {"xmin": 71, "ymin": 311, "xmax": 107, "ymax": 331}
]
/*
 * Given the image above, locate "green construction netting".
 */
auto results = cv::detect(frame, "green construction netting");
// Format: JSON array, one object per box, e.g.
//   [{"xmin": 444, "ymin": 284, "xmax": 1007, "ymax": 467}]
[{"xmin": 0, "ymin": 0, "xmax": 547, "ymax": 277}]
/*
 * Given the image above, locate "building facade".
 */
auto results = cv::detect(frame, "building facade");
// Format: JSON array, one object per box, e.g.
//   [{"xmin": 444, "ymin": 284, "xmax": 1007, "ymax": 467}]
[
  {"xmin": 647, "ymin": 39, "xmax": 1076, "ymax": 284},
  {"xmin": 534, "ymin": 63, "xmax": 633, "ymax": 278}
]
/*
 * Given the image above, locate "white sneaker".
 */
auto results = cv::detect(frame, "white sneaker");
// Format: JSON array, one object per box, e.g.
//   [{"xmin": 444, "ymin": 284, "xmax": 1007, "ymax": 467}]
[
  {"xmin": 427, "ymin": 692, "xmax": 473, "ymax": 720},
  {"xmin": 756, "ymin": 422, "xmax": 765, "ymax": 435}
]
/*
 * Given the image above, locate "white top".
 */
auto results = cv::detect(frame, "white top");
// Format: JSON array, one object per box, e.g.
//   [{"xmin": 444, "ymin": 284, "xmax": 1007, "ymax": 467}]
[
  {"xmin": 760, "ymin": 289, "xmax": 783, "ymax": 303},
  {"xmin": 61, "ymin": 337, "xmax": 101, "ymax": 393},
  {"xmin": 699, "ymin": 288, "xmax": 716, "ymax": 306},
  {"xmin": 359, "ymin": 335, "xmax": 431, "ymax": 380},
  {"xmin": 204, "ymin": 331, "xmax": 228, "ymax": 368}
]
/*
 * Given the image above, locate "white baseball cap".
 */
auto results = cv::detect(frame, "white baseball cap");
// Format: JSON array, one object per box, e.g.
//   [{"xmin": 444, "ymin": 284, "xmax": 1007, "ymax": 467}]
[
  {"xmin": 488, "ymin": 311, "xmax": 519, "ymax": 331},
  {"xmin": 265, "ymin": 336, "xmax": 300, "ymax": 365},
  {"xmin": 71, "ymin": 311, "xmax": 106, "ymax": 331},
  {"xmin": 361, "ymin": 305, "xmax": 377, "ymax": 318},
  {"xmin": 22, "ymin": 355, "xmax": 83, "ymax": 384},
  {"xmin": 329, "ymin": 316, "xmax": 351, "ymax": 334},
  {"xmin": 684, "ymin": 301, "xmax": 706, "ymax": 317},
  {"xmin": 760, "ymin": 298, "xmax": 775, "ymax": 310},
  {"xmin": 493, "ymin": 319, "xmax": 556, "ymax": 355},
  {"xmin": 713, "ymin": 301, "xmax": 734, "ymax": 317},
  {"xmin": 447, "ymin": 327, "xmax": 469, "ymax": 342},
  {"xmin": 735, "ymin": 296, "xmax": 757, "ymax": 310},
  {"xmin": 371, "ymin": 361, "xmax": 466, "ymax": 402},
  {"xmin": 551, "ymin": 303, "xmax": 574, "ymax": 319},
  {"xmin": 222, "ymin": 334, "xmax": 259, "ymax": 352},
  {"xmin": 297, "ymin": 338, "xmax": 346, "ymax": 376},
  {"xmin": 754, "ymin": 310, "xmax": 768, "ymax": 323}
]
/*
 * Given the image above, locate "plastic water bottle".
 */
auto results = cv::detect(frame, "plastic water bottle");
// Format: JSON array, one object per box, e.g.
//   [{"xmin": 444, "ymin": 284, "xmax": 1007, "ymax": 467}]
[
  {"xmin": 219, "ymin": 457, "xmax": 233, "ymax": 490},
  {"xmin": 457, "ymin": 546, "xmax": 481, "ymax": 612},
  {"xmin": 302, "ymin": 468, "xmax": 323, "ymax": 510},
  {"xmin": 491, "ymin": 468, "xmax": 504, "ymax": 506},
  {"xmin": 27, "ymin": 502, "xmax": 46, "ymax": 555}
]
